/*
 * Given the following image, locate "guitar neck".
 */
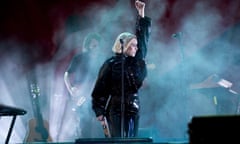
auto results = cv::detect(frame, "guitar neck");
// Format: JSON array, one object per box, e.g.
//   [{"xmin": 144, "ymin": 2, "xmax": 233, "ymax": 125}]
[
  {"xmin": 29, "ymin": 82, "xmax": 46, "ymax": 125},
  {"xmin": 32, "ymin": 94, "xmax": 44, "ymax": 125}
]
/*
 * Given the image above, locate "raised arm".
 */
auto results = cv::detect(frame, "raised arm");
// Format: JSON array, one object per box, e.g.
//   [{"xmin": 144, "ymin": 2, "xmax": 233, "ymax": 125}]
[{"xmin": 135, "ymin": 0, "xmax": 151, "ymax": 60}]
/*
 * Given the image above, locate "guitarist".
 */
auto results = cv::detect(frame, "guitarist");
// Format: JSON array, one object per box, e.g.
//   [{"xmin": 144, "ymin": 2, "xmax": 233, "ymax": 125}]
[
  {"xmin": 64, "ymin": 33, "xmax": 103, "ymax": 137},
  {"xmin": 64, "ymin": 33, "xmax": 102, "ymax": 110},
  {"xmin": 25, "ymin": 71, "xmax": 52, "ymax": 142}
]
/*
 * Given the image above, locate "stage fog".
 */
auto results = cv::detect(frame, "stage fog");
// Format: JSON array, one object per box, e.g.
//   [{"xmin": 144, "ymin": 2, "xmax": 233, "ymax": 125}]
[{"xmin": 0, "ymin": 0, "xmax": 240, "ymax": 143}]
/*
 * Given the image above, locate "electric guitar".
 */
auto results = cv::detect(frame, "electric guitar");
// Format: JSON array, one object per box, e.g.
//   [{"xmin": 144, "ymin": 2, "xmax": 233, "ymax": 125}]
[
  {"xmin": 67, "ymin": 85, "xmax": 87, "ymax": 112},
  {"xmin": 25, "ymin": 83, "xmax": 52, "ymax": 142}
]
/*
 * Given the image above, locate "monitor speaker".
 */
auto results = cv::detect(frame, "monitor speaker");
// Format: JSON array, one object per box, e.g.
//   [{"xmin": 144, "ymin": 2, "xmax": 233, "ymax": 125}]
[{"xmin": 188, "ymin": 115, "xmax": 240, "ymax": 144}]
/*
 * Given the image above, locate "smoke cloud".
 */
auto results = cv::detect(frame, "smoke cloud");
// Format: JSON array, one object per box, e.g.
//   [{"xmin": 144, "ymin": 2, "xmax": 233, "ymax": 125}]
[{"xmin": 0, "ymin": 0, "xmax": 240, "ymax": 143}]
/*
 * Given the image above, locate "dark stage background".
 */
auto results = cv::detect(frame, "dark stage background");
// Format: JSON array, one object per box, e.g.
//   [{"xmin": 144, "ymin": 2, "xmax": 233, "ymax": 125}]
[{"xmin": 0, "ymin": 0, "xmax": 240, "ymax": 143}]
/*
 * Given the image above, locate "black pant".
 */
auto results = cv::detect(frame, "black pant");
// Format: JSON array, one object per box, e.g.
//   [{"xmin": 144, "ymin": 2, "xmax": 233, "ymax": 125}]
[{"xmin": 107, "ymin": 112, "xmax": 139, "ymax": 137}]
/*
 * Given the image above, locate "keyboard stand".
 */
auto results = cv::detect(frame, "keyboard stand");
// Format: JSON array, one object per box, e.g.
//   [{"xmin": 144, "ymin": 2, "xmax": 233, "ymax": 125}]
[{"xmin": 0, "ymin": 104, "xmax": 27, "ymax": 144}]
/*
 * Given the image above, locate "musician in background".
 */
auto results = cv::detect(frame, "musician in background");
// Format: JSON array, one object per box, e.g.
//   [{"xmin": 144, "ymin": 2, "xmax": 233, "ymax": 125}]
[
  {"xmin": 64, "ymin": 32, "xmax": 102, "ymax": 138},
  {"xmin": 91, "ymin": 0, "xmax": 151, "ymax": 137},
  {"xmin": 64, "ymin": 33, "xmax": 102, "ymax": 99}
]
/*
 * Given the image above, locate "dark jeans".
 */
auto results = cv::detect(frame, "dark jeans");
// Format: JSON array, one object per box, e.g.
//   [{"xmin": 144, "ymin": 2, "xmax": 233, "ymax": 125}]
[{"xmin": 107, "ymin": 112, "xmax": 139, "ymax": 137}]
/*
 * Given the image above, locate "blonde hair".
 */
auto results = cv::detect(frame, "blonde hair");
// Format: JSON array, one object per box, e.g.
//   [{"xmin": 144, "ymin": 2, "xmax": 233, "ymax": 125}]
[{"xmin": 112, "ymin": 32, "xmax": 136, "ymax": 54}]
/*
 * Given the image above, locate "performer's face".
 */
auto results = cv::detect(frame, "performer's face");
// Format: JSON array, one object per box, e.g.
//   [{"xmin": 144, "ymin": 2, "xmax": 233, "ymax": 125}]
[{"xmin": 125, "ymin": 38, "xmax": 138, "ymax": 57}]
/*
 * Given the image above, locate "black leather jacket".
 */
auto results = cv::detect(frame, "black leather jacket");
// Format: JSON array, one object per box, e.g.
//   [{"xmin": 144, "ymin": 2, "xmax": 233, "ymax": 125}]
[{"xmin": 92, "ymin": 16, "xmax": 151, "ymax": 117}]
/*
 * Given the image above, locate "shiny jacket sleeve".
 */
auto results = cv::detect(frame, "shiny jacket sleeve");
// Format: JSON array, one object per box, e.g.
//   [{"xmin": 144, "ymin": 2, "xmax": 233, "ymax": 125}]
[
  {"xmin": 91, "ymin": 59, "xmax": 112, "ymax": 117},
  {"xmin": 135, "ymin": 16, "xmax": 152, "ymax": 60}
]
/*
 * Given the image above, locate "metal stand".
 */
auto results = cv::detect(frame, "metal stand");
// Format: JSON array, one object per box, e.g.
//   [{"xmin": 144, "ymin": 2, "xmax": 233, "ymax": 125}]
[
  {"xmin": 172, "ymin": 32, "xmax": 188, "ymax": 138},
  {"xmin": 0, "ymin": 104, "xmax": 27, "ymax": 144},
  {"xmin": 120, "ymin": 39, "xmax": 125, "ymax": 138},
  {"xmin": 5, "ymin": 115, "xmax": 17, "ymax": 144}
]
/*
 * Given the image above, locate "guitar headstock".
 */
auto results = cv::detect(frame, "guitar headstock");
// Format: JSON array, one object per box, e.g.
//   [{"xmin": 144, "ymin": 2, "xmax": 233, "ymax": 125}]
[{"xmin": 30, "ymin": 83, "xmax": 40, "ymax": 98}]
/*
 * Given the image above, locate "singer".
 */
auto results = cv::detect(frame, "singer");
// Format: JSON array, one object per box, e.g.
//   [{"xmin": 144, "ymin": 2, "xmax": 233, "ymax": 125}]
[{"xmin": 91, "ymin": 0, "xmax": 151, "ymax": 138}]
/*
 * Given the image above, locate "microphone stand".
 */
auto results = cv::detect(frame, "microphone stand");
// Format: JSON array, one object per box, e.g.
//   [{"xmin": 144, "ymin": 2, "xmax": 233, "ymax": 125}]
[
  {"xmin": 120, "ymin": 39, "xmax": 125, "ymax": 138},
  {"xmin": 172, "ymin": 32, "xmax": 185, "ymax": 93},
  {"xmin": 173, "ymin": 32, "xmax": 188, "ymax": 138}
]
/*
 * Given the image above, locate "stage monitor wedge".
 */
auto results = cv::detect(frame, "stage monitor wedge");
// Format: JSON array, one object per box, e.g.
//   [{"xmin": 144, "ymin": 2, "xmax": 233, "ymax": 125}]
[{"xmin": 188, "ymin": 115, "xmax": 240, "ymax": 144}]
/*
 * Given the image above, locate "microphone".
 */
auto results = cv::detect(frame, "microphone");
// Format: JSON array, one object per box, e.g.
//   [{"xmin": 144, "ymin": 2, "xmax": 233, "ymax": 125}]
[
  {"xmin": 120, "ymin": 38, "xmax": 124, "ymax": 45},
  {"xmin": 120, "ymin": 38, "xmax": 124, "ymax": 54},
  {"xmin": 172, "ymin": 32, "xmax": 183, "ymax": 38}
]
